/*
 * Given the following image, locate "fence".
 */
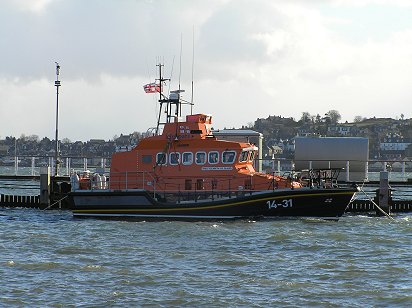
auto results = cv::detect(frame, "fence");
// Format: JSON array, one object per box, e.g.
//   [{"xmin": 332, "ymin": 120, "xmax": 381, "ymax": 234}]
[{"xmin": 1, "ymin": 155, "xmax": 412, "ymax": 182}]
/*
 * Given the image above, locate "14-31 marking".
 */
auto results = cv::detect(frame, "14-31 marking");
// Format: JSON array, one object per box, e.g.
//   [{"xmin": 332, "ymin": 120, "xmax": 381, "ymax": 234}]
[{"xmin": 267, "ymin": 199, "xmax": 293, "ymax": 209}]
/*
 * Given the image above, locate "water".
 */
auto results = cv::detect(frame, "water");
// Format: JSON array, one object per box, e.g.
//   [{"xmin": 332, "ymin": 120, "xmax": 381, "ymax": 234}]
[
  {"xmin": 1, "ymin": 172, "xmax": 412, "ymax": 307},
  {"xmin": 1, "ymin": 208, "xmax": 411, "ymax": 307}
]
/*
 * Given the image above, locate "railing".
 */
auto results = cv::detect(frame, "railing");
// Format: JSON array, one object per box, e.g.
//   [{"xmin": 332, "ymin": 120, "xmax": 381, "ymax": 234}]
[
  {"xmin": 105, "ymin": 172, "xmax": 274, "ymax": 203},
  {"xmin": 259, "ymin": 158, "xmax": 412, "ymax": 182},
  {"xmin": 1, "ymin": 155, "xmax": 412, "ymax": 182},
  {"xmin": 0, "ymin": 155, "xmax": 110, "ymax": 176}
]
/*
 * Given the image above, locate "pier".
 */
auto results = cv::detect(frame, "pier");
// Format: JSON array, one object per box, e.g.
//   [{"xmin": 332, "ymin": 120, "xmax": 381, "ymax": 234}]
[
  {"xmin": 1, "ymin": 156, "xmax": 412, "ymax": 215},
  {"xmin": 1, "ymin": 171, "xmax": 412, "ymax": 215}
]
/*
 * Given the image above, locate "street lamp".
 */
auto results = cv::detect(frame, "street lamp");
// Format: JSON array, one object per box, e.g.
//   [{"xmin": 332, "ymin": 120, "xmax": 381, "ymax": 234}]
[{"xmin": 54, "ymin": 62, "xmax": 61, "ymax": 176}]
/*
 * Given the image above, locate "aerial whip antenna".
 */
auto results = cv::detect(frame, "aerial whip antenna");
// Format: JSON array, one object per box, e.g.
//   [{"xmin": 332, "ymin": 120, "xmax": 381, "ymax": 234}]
[
  {"xmin": 178, "ymin": 33, "xmax": 183, "ymax": 117},
  {"xmin": 190, "ymin": 26, "xmax": 195, "ymax": 115}
]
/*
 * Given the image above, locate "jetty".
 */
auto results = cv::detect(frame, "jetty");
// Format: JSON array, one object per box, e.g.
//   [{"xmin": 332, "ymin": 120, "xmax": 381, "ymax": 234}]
[
  {"xmin": 1, "ymin": 167, "xmax": 412, "ymax": 216},
  {"xmin": 0, "ymin": 167, "xmax": 71, "ymax": 210}
]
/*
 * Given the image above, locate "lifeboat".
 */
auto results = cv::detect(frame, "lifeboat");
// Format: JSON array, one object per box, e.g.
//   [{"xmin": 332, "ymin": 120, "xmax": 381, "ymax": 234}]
[{"xmin": 69, "ymin": 64, "xmax": 358, "ymax": 221}]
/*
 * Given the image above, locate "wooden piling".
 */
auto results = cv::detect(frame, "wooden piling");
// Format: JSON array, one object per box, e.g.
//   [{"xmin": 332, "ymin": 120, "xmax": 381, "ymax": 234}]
[
  {"xmin": 40, "ymin": 167, "xmax": 50, "ymax": 208},
  {"xmin": 376, "ymin": 171, "xmax": 390, "ymax": 216}
]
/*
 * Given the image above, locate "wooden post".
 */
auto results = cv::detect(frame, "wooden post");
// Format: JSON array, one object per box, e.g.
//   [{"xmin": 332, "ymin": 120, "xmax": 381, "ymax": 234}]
[
  {"xmin": 376, "ymin": 171, "xmax": 390, "ymax": 216},
  {"xmin": 40, "ymin": 167, "xmax": 50, "ymax": 208}
]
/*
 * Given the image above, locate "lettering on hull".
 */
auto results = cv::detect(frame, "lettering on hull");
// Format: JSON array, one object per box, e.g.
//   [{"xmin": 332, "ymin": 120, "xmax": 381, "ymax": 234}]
[{"xmin": 267, "ymin": 199, "xmax": 293, "ymax": 209}]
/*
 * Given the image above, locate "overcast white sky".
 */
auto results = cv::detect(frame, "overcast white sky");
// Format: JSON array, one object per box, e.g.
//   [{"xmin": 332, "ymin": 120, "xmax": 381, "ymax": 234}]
[{"xmin": 1, "ymin": 0, "xmax": 412, "ymax": 141}]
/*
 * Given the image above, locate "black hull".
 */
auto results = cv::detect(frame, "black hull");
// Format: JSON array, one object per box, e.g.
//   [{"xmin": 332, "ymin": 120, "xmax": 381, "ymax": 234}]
[{"xmin": 69, "ymin": 187, "xmax": 357, "ymax": 221}]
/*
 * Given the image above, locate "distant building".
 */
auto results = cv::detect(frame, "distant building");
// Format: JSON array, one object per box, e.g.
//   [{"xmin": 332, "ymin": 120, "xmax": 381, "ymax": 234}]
[
  {"xmin": 0, "ymin": 144, "xmax": 9, "ymax": 156},
  {"xmin": 380, "ymin": 137, "xmax": 411, "ymax": 151},
  {"xmin": 379, "ymin": 136, "xmax": 412, "ymax": 159},
  {"xmin": 328, "ymin": 125, "xmax": 352, "ymax": 136}
]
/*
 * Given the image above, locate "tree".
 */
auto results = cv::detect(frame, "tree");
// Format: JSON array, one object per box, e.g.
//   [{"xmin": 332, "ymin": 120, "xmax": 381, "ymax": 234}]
[
  {"xmin": 354, "ymin": 116, "xmax": 363, "ymax": 123},
  {"xmin": 27, "ymin": 135, "xmax": 39, "ymax": 142},
  {"xmin": 326, "ymin": 110, "xmax": 341, "ymax": 124},
  {"xmin": 300, "ymin": 112, "xmax": 311, "ymax": 124},
  {"xmin": 62, "ymin": 138, "xmax": 71, "ymax": 144}
]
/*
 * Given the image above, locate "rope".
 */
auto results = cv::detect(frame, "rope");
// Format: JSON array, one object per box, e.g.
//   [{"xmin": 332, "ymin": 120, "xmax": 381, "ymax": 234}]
[
  {"xmin": 43, "ymin": 195, "xmax": 68, "ymax": 211},
  {"xmin": 357, "ymin": 185, "xmax": 394, "ymax": 220}
]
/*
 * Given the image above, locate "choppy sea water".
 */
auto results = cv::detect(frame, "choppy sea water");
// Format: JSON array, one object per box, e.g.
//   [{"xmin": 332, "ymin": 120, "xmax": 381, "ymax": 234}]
[{"xmin": 1, "ymin": 208, "xmax": 411, "ymax": 307}]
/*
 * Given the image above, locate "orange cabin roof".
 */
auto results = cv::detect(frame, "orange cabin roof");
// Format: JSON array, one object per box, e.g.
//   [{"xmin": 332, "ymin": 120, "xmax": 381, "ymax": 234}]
[{"xmin": 108, "ymin": 112, "xmax": 298, "ymax": 190}]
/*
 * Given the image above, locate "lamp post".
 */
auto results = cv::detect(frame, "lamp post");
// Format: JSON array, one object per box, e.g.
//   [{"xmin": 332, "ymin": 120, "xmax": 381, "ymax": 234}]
[{"xmin": 54, "ymin": 62, "xmax": 61, "ymax": 176}]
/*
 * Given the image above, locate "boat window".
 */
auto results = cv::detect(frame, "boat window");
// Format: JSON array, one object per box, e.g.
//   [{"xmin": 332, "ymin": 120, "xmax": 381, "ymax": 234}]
[
  {"xmin": 196, "ymin": 179, "xmax": 204, "ymax": 190},
  {"xmin": 195, "ymin": 152, "xmax": 206, "ymax": 165},
  {"xmin": 249, "ymin": 151, "xmax": 256, "ymax": 162},
  {"xmin": 142, "ymin": 155, "xmax": 152, "ymax": 164},
  {"xmin": 222, "ymin": 151, "xmax": 236, "ymax": 164},
  {"xmin": 185, "ymin": 179, "xmax": 192, "ymax": 190},
  {"xmin": 170, "ymin": 152, "xmax": 180, "ymax": 165},
  {"xmin": 208, "ymin": 151, "xmax": 219, "ymax": 164},
  {"xmin": 156, "ymin": 152, "xmax": 167, "ymax": 165},
  {"xmin": 182, "ymin": 152, "xmax": 193, "ymax": 165},
  {"xmin": 239, "ymin": 150, "xmax": 249, "ymax": 163}
]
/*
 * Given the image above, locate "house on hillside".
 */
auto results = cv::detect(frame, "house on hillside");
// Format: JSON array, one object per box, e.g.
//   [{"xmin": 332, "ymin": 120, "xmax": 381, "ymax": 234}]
[
  {"xmin": 327, "ymin": 125, "xmax": 352, "ymax": 136},
  {"xmin": 379, "ymin": 136, "xmax": 412, "ymax": 159}
]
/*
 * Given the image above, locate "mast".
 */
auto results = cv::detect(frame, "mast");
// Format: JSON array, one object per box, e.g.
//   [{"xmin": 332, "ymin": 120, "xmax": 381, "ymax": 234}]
[
  {"xmin": 153, "ymin": 62, "xmax": 189, "ymax": 135},
  {"xmin": 155, "ymin": 63, "xmax": 171, "ymax": 135}
]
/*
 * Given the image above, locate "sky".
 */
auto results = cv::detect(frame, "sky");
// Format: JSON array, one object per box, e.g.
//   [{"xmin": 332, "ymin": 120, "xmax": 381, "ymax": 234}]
[{"xmin": 1, "ymin": 0, "xmax": 412, "ymax": 141}]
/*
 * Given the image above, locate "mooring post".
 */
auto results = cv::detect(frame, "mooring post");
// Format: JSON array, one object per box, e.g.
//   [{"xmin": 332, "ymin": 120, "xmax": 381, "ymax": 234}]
[
  {"xmin": 376, "ymin": 171, "xmax": 390, "ymax": 216},
  {"xmin": 40, "ymin": 167, "xmax": 50, "ymax": 208}
]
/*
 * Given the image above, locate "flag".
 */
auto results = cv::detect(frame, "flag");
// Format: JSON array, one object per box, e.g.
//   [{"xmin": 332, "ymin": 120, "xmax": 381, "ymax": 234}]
[{"xmin": 143, "ymin": 82, "xmax": 160, "ymax": 93}]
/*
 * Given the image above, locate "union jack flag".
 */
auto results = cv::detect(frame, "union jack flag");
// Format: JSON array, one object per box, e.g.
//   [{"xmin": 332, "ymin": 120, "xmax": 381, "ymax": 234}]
[{"xmin": 143, "ymin": 82, "xmax": 160, "ymax": 93}]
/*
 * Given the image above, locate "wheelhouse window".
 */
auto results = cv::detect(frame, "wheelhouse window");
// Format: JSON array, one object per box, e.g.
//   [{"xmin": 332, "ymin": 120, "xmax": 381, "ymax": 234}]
[
  {"xmin": 182, "ymin": 152, "xmax": 193, "ymax": 165},
  {"xmin": 249, "ymin": 151, "xmax": 256, "ymax": 162},
  {"xmin": 156, "ymin": 152, "xmax": 167, "ymax": 165},
  {"xmin": 195, "ymin": 152, "xmax": 206, "ymax": 165},
  {"xmin": 208, "ymin": 151, "xmax": 219, "ymax": 164},
  {"xmin": 222, "ymin": 151, "xmax": 236, "ymax": 164},
  {"xmin": 170, "ymin": 152, "xmax": 180, "ymax": 165},
  {"xmin": 239, "ymin": 150, "xmax": 249, "ymax": 163}
]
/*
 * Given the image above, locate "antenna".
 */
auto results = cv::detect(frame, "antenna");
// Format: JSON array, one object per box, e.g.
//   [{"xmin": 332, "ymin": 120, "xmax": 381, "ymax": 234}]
[
  {"xmin": 178, "ymin": 33, "xmax": 183, "ymax": 117},
  {"xmin": 191, "ymin": 26, "xmax": 195, "ymax": 115}
]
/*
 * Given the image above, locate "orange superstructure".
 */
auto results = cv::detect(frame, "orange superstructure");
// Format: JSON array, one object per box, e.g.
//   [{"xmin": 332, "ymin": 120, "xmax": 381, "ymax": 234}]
[{"xmin": 109, "ymin": 113, "xmax": 301, "ymax": 192}]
